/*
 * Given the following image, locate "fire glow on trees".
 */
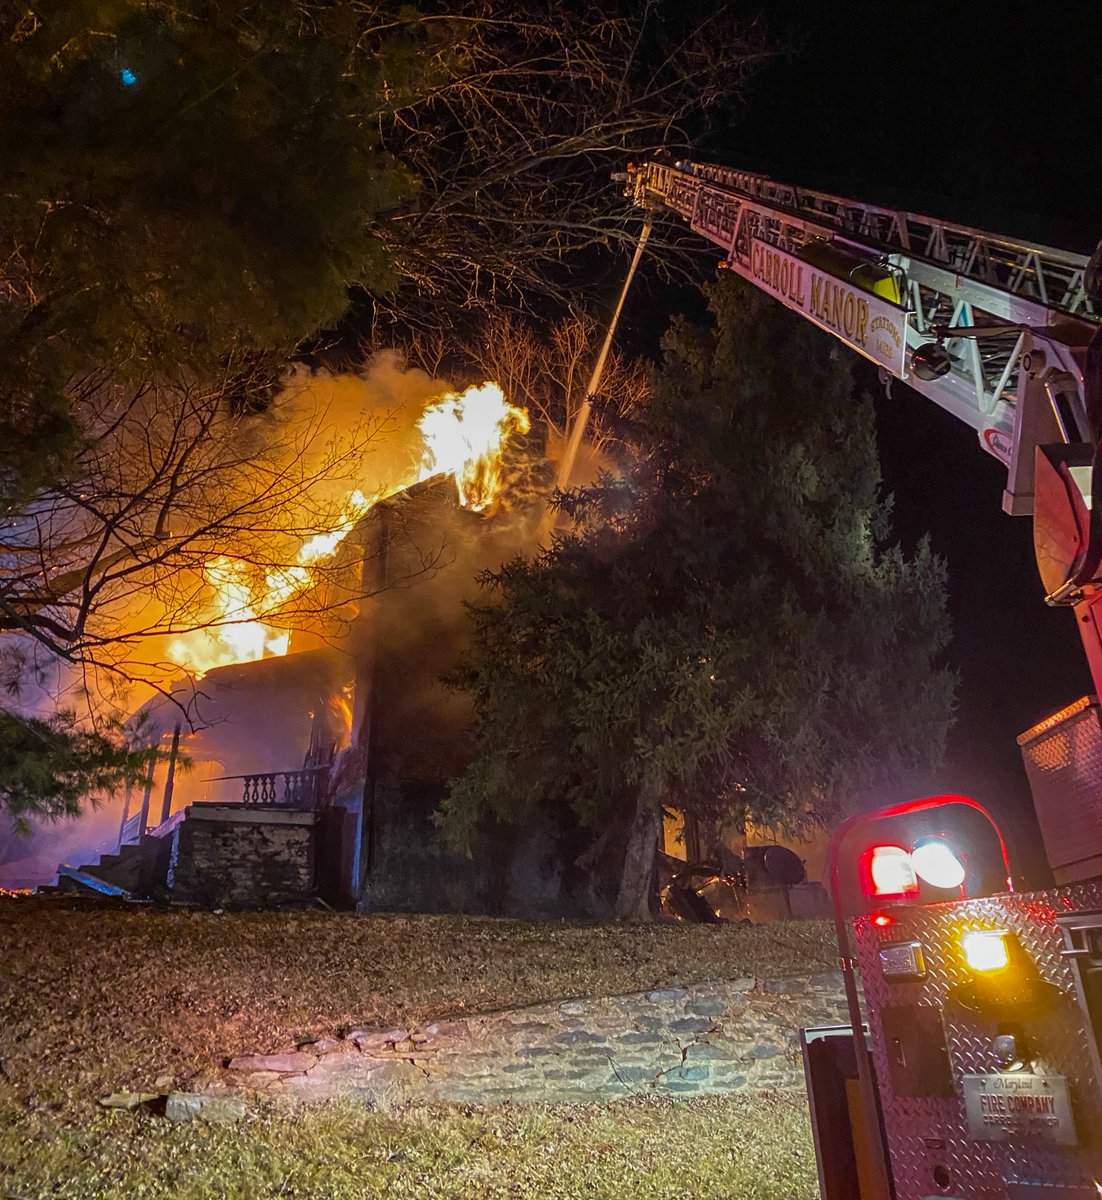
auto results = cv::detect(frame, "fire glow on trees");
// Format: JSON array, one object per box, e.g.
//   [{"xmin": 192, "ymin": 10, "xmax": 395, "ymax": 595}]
[{"xmin": 166, "ymin": 382, "xmax": 528, "ymax": 676}]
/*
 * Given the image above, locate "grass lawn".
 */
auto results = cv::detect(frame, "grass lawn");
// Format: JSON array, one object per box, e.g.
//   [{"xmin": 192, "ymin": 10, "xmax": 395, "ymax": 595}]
[
  {"xmin": 0, "ymin": 900, "xmax": 832, "ymax": 1198},
  {"xmin": 2, "ymin": 1094, "xmax": 819, "ymax": 1199}
]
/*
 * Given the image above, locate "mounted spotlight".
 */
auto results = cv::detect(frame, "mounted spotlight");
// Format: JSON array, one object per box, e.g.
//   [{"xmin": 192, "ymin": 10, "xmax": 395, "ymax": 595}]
[
  {"xmin": 910, "ymin": 342, "xmax": 954, "ymax": 381},
  {"xmin": 911, "ymin": 837, "xmax": 966, "ymax": 890}
]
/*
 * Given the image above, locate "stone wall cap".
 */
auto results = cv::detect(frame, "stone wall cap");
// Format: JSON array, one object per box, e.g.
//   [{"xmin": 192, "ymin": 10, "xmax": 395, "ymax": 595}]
[
  {"xmin": 690, "ymin": 978, "xmax": 755, "ymax": 993},
  {"xmin": 165, "ymin": 1091, "xmax": 247, "ymax": 1124},
  {"xmin": 184, "ymin": 805, "xmax": 318, "ymax": 826},
  {"xmin": 645, "ymin": 987, "xmax": 688, "ymax": 1002}
]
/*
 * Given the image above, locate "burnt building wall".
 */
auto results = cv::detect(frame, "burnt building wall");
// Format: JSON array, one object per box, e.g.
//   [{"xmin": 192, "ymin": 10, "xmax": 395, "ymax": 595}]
[
  {"xmin": 338, "ymin": 477, "xmax": 609, "ymax": 918},
  {"xmin": 359, "ymin": 779, "xmax": 610, "ymax": 919}
]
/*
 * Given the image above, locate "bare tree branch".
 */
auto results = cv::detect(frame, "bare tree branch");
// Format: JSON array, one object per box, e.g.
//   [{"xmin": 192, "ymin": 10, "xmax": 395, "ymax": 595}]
[
  {"xmin": 369, "ymin": 0, "xmax": 773, "ymax": 315},
  {"xmin": 0, "ymin": 356, "xmax": 422, "ymax": 708}
]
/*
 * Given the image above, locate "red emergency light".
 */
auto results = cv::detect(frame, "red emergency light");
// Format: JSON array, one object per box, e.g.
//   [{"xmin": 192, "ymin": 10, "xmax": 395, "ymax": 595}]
[{"xmin": 858, "ymin": 844, "xmax": 919, "ymax": 899}]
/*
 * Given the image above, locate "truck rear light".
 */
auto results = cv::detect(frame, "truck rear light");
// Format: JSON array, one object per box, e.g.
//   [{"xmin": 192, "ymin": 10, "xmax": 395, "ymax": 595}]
[
  {"xmin": 859, "ymin": 844, "xmax": 919, "ymax": 899},
  {"xmin": 911, "ymin": 837, "xmax": 966, "ymax": 889},
  {"xmin": 962, "ymin": 929, "xmax": 1010, "ymax": 973},
  {"xmin": 953, "ymin": 929, "xmax": 1058, "ymax": 1018}
]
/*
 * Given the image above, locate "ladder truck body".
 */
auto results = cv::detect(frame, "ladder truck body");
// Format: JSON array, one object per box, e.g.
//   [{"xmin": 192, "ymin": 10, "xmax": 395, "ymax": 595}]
[{"xmin": 626, "ymin": 159, "xmax": 1102, "ymax": 1199}]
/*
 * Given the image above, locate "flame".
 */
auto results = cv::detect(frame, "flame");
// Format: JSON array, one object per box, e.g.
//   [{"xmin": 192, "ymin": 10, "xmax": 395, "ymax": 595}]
[
  {"xmin": 415, "ymin": 382, "xmax": 529, "ymax": 510},
  {"xmin": 167, "ymin": 381, "xmax": 526, "ymax": 676},
  {"xmin": 262, "ymin": 489, "xmax": 378, "ymax": 611},
  {"xmin": 166, "ymin": 555, "xmax": 290, "ymax": 672},
  {"xmin": 330, "ymin": 687, "xmax": 354, "ymax": 748}
]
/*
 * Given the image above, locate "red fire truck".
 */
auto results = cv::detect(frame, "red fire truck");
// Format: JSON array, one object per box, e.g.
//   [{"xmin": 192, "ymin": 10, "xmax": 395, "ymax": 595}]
[{"xmin": 625, "ymin": 158, "xmax": 1102, "ymax": 1198}]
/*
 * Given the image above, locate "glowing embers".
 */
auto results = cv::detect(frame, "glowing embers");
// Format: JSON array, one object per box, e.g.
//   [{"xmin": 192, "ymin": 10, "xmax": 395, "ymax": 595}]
[
  {"xmin": 859, "ymin": 844, "xmax": 919, "ymax": 900},
  {"xmin": 962, "ymin": 929, "xmax": 1011, "ymax": 973}
]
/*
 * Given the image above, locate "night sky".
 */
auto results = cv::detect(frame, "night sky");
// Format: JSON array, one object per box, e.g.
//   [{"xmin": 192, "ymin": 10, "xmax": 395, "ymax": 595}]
[{"xmin": 633, "ymin": 1, "xmax": 1102, "ymax": 883}]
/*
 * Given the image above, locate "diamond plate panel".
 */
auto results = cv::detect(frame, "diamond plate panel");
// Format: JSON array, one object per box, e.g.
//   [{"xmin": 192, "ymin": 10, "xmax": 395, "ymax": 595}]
[
  {"xmin": 1019, "ymin": 698, "xmax": 1102, "ymax": 882},
  {"xmin": 854, "ymin": 886, "xmax": 1102, "ymax": 1199}
]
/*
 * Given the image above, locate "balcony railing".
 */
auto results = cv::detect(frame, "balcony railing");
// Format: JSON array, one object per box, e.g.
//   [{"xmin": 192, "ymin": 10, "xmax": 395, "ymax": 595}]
[{"xmin": 209, "ymin": 766, "xmax": 330, "ymax": 809}]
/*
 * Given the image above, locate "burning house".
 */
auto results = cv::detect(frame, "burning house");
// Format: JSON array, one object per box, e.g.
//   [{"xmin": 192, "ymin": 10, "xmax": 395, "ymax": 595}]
[
  {"xmin": 39, "ymin": 368, "xmax": 827, "ymax": 920},
  {"xmin": 45, "ymin": 377, "xmax": 598, "ymax": 913},
  {"xmin": 58, "ymin": 471, "xmax": 601, "ymax": 914}
]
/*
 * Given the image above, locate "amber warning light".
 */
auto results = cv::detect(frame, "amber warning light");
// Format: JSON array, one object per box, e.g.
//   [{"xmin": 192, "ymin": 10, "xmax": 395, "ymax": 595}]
[{"xmin": 961, "ymin": 929, "xmax": 1011, "ymax": 973}]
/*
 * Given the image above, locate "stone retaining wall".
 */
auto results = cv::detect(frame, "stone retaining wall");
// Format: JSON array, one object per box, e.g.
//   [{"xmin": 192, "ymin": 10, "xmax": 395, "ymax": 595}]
[
  {"xmin": 168, "ymin": 806, "xmax": 316, "ymax": 907},
  {"xmin": 224, "ymin": 973, "xmax": 846, "ymax": 1106}
]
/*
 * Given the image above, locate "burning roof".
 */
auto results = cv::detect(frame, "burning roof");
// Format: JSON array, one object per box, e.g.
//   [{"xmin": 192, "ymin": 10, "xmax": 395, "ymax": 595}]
[{"xmin": 166, "ymin": 380, "xmax": 528, "ymax": 677}]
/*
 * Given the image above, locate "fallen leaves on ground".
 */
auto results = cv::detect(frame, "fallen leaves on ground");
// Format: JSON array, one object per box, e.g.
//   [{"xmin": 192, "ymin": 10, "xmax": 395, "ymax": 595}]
[
  {"xmin": 0, "ymin": 900, "xmax": 832, "ymax": 1199},
  {"xmin": 0, "ymin": 899, "xmax": 833, "ymax": 1112},
  {"xmin": 1, "ymin": 1092, "xmax": 819, "ymax": 1199}
]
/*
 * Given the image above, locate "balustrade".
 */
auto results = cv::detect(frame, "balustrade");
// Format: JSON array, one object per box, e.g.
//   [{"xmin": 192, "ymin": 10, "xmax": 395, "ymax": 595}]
[{"xmin": 210, "ymin": 767, "xmax": 329, "ymax": 809}]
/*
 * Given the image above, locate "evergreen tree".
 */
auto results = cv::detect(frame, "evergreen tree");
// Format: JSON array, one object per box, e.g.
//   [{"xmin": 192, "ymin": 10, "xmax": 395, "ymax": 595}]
[
  {"xmin": 0, "ymin": 1, "xmax": 417, "ymax": 497},
  {"xmin": 440, "ymin": 277, "xmax": 955, "ymax": 919},
  {"xmin": 0, "ymin": 710, "xmax": 155, "ymax": 832}
]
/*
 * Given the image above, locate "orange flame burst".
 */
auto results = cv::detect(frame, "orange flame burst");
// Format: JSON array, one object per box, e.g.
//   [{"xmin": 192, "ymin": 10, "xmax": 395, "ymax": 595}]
[
  {"xmin": 415, "ymin": 382, "xmax": 529, "ymax": 509},
  {"xmin": 167, "ymin": 382, "xmax": 527, "ymax": 676},
  {"xmin": 329, "ymin": 686, "xmax": 355, "ymax": 748}
]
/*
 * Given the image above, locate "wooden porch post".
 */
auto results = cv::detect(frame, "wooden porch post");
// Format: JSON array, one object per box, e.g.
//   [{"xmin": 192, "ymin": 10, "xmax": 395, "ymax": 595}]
[
  {"xmin": 157, "ymin": 724, "xmax": 182, "ymax": 827},
  {"xmin": 137, "ymin": 743, "xmax": 157, "ymax": 837},
  {"xmin": 116, "ymin": 777, "xmax": 134, "ymax": 850}
]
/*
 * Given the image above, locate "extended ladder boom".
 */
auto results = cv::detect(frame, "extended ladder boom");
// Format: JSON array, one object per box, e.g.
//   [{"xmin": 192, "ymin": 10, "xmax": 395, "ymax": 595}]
[{"xmin": 626, "ymin": 159, "xmax": 1098, "ymax": 516}]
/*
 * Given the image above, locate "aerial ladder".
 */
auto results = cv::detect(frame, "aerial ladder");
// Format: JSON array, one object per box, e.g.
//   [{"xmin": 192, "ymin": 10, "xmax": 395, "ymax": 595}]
[
  {"xmin": 624, "ymin": 157, "xmax": 1102, "ymax": 766},
  {"xmin": 623, "ymin": 159, "xmax": 1102, "ymax": 1199}
]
